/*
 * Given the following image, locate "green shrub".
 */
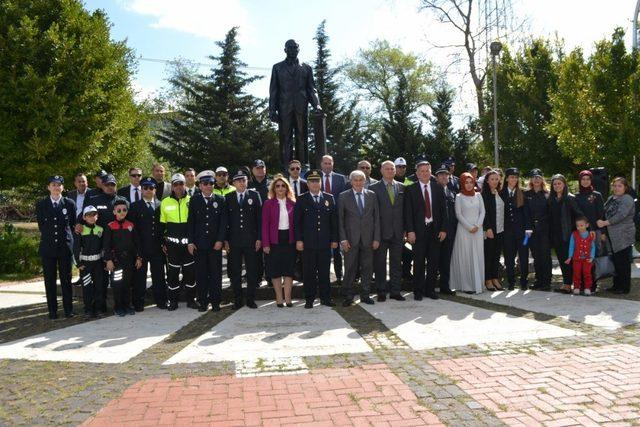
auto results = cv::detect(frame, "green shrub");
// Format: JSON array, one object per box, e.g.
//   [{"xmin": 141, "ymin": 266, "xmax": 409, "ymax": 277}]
[{"xmin": 0, "ymin": 223, "xmax": 41, "ymax": 276}]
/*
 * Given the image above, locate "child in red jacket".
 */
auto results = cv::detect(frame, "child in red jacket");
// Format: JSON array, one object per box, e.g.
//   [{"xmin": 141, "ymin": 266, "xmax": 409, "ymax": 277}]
[{"xmin": 565, "ymin": 216, "xmax": 596, "ymax": 296}]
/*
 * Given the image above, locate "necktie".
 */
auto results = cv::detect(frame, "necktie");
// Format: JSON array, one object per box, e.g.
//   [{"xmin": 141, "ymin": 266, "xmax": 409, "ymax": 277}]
[
  {"xmin": 356, "ymin": 193, "xmax": 364, "ymax": 216},
  {"xmin": 324, "ymin": 175, "xmax": 331, "ymax": 193},
  {"xmin": 387, "ymin": 182, "xmax": 395, "ymax": 205},
  {"xmin": 424, "ymin": 184, "xmax": 432, "ymax": 220},
  {"xmin": 189, "ymin": 188, "xmax": 193, "ymax": 197},
  {"xmin": 239, "ymin": 193, "xmax": 244, "ymax": 206},
  {"xmin": 147, "ymin": 201, "xmax": 153, "ymax": 211},
  {"xmin": 53, "ymin": 201, "xmax": 58, "ymax": 209},
  {"xmin": 134, "ymin": 187, "xmax": 140, "ymax": 202},
  {"xmin": 205, "ymin": 196, "xmax": 211, "ymax": 205},
  {"xmin": 294, "ymin": 180, "xmax": 298, "ymax": 196},
  {"xmin": 314, "ymin": 195, "xmax": 319, "ymax": 206}
]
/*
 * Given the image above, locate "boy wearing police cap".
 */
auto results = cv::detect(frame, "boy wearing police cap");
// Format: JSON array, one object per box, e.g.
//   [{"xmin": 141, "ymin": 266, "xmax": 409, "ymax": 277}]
[
  {"xmin": 187, "ymin": 171, "xmax": 228, "ymax": 312},
  {"xmin": 36, "ymin": 175, "xmax": 77, "ymax": 319},
  {"xmin": 293, "ymin": 170, "xmax": 339, "ymax": 308},
  {"xmin": 160, "ymin": 173, "xmax": 196, "ymax": 310},
  {"xmin": 225, "ymin": 170, "xmax": 262, "ymax": 309},
  {"xmin": 129, "ymin": 177, "xmax": 167, "ymax": 310},
  {"xmin": 73, "ymin": 205, "xmax": 105, "ymax": 317}
]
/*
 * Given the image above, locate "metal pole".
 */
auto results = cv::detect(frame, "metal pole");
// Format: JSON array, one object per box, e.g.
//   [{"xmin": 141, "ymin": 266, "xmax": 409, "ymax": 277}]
[
  {"xmin": 492, "ymin": 53, "xmax": 499, "ymax": 168},
  {"xmin": 632, "ymin": 0, "xmax": 640, "ymax": 190}
]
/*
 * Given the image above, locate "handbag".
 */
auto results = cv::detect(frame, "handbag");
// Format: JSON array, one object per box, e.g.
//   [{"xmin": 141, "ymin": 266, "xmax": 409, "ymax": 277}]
[{"xmin": 593, "ymin": 237, "xmax": 616, "ymax": 280}]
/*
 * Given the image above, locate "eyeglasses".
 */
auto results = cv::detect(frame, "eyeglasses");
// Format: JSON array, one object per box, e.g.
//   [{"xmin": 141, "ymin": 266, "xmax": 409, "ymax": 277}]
[
  {"xmin": 142, "ymin": 186, "xmax": 154, "ymax": 190},
  {"xmin": 116, "ymin": 208, "xmax": 128, "ymax": 213},
  {"xmin": 201, "ymin": 181, "xmax": 214, "ymax": 186},
  {"xmin": 359, "ymin": 166, "xmax": 371, "ymax": 170},
  {"xmin": 289, "ymin": 167, "xmax": 301, "ymax": 171},
  {"xmin": 104, "ymin": 183, "xmax": 116, "ymax": 187},
  {"xmin": 130, "ymin": 174, "xmax": 141, "ymax": 178}
]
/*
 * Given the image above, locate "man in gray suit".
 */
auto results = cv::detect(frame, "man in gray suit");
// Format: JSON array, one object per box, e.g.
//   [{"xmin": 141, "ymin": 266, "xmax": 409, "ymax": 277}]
[
  {"xmin": 370, "ymin": 161, "xmax": 406, "ymax": 302},
  {"xmin": 339, "ymin": 170, "xmax": 380, "ymax": 306}
]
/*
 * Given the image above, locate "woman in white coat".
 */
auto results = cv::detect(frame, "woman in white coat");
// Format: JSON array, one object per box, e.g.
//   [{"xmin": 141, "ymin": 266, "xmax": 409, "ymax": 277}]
[{"xmin": 450, "ymin": 172, "xmax": 486, "ymax": 294}]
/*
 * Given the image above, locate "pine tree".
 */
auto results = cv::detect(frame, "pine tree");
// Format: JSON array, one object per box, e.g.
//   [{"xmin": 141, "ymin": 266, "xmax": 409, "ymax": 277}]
[
  {"xmin": 424, "ymin": 86, "xmax": 456, "ymax": 164},
  {"xmin": 154, "ymin": 27, "xmax": 277, "ymax": 172}
]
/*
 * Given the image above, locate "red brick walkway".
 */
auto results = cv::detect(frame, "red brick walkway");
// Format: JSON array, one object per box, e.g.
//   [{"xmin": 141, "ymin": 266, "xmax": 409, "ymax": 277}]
[
  {"xmin": 83, "ymin": 364, "xmax": 442, "ymax": 426},
  {"xmin": 431, "ymin": 344, "xmax": 640, "ymax": 426}
]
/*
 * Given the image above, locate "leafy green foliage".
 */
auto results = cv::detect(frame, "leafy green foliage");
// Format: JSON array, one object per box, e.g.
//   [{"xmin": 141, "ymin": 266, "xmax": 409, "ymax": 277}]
[
  {"xmin": 0, "ymin": 224, "xmax": 40, "ymax": 276},
  {"xmin": 153, "ymin": 27, "xmax": 278, "ymax": 172},
  {"xmin": 0, "ymin": 0, "xmax": 150, "ymax": 188}
]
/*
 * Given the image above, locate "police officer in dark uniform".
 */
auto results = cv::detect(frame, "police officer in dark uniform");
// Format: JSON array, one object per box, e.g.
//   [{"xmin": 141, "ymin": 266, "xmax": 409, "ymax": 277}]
[
  {"xmin": 187, "ymin": 171, "xmax": 228, "ymax": 312},
  {"xmin": 434, "ymin": 165, "xmax": 457, "ymax": 295},
  {"xmin": 500, "ymin": 168, "xmax": 529, "ymax": 290},
  {"xmin": 129, "ymin": 177, "xmax": 167, "ymax": 310},
  {"xmin": 249, "ymin": 159, "xmax": 272, "ymax": 285},
  {"xmin": 443, "ymin": 157, "xmax": 460, "ymax": 194},
  {"xmin": 293, "ymin": 170, "xmax": 339, "ymax": 308},
  {"xmin": 87, "ymin": 173, "xmax": 126, "ymax": 310},
  {"xmin": 524, "ymin": 168, "xmax": 552, "ymax": 290},
  {"xmin": 36, "ymin": 175, "xmax": 77, "ymax": 319},
  {"xmin": 225, "ymin": 170, "xmax": 262, "ymax": 309}
]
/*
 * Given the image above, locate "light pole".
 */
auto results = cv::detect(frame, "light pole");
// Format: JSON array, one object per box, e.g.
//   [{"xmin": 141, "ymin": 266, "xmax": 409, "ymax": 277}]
[
  {"xmin": 632, "ymin": 0, "xmax": 640, "ymax": 190},
  {"xmin": 490, "ymin": 41, "xmax": 503, "ymax": 168}
]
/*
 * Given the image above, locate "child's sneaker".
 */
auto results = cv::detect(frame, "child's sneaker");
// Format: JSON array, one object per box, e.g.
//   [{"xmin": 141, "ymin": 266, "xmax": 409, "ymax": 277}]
[
  {"xmin": 583, "ymin": 289, "xmax": 591, "ymax": 296},
  {"xmin": 573, "ymin": 288, "xmax": 580, "ymax": 295}
]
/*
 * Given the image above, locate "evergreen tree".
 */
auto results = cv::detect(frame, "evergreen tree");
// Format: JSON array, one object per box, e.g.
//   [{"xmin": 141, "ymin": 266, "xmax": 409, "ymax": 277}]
[
  {"xmin": 313, "ymin": 20, "xmax": 366, "ymax": 172},
  {"xmin": 424, "ymin": 86, "xmax": 456, "ymax": 164},
  {"xmin": 154, "ymin": 27, "xmax": 277, "ymax": 171}
]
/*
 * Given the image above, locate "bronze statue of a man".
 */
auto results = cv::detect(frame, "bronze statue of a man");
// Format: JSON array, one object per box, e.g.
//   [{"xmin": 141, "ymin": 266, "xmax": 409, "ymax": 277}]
[{"xmin": 269, "ymin": 39, "xmax": 322, "ymax": 170}]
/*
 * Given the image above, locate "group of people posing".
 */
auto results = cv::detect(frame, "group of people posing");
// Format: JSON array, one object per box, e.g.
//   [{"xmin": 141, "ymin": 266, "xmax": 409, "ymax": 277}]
[{"xmin": 35, "ymin": 155, "xmax": 636, "ymax": 320}]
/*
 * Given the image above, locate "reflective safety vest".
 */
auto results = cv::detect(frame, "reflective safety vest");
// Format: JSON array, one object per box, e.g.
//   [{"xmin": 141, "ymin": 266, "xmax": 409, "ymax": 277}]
[
  {"xmin": 160, "ymin": 194, "xmax": 190, "ymax": 241},
  {"xmin": 213, "ymin": 184, "xmax": 236, "ymax": 197}
]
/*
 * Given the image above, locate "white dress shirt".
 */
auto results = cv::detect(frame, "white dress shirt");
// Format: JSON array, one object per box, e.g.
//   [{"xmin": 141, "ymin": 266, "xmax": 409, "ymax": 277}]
[
  {"xmin": 237, "ymin": 190, "xmax": 246, "ymax": 204},
  {"xmin": 352, "ymin": 189, "xmax": 365, "ymax": 210},
  {"xmin": 130, "ymin": 186, "xmax": 141, "ymax": 202},
  {"xmin": 421, "ymin": 182, "xmax": 433, "ymax": 224},
  {"xmin": 289, "ymin": 177, "xmax": 301, "ymax": 196},
  {"xmin": 75, "ymin": 190, "xmax": 87, "ymax": 211},
  {"xmin": 277, "ymin": 198, "xmax": 289, "ymax": 230}
]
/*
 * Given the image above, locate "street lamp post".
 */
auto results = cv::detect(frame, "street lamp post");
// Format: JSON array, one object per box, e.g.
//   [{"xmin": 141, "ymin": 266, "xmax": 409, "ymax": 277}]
[
  {"xmin": 632, "ymin": 0, "xmax": 640, "ymax": 190},
  {"xmin": 490, "ymin": 41, "xmax": 503, "ymax": 169}
]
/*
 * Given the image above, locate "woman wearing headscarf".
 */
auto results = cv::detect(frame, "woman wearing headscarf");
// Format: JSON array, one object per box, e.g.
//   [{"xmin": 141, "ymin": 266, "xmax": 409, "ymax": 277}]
[{"xmin": 549, "ymin": 174, "xmax": 584, "ymax": 293}]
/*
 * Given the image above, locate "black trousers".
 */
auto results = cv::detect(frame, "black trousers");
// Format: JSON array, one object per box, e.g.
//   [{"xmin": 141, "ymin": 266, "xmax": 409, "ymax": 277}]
[
  {"xmin": 612, "ymin": 245, "xmax": 632, "ymax": 293},
  {"xmin": 229, "ymin": 245, "xmax": 258, "ymax": 304},
  {"xmin": 134, "ymin": 252, "xmax": 166, "ymax": 308},
  {"xmin": 302, "ymin": 248, "xmax": 332, "ymax": 303},
  {"xmin": 374, "ymin": 238, "xmax": 403, "ymax": 294},
  {"xmin": 437, "ymin": 234, "xmax": 455, "ymax": 290},
  {"xmin": 195, "ymin": 249, "xmax": 222, "ymax": 305},
  {"xmin": 484, "ymin": 232, "xmax": 504, "ymax": 280},
  {"xmin": 553, "ymin": 239, "xmax": 572, "ymax": 285},
  {"xmin": 166, "ymin": 243, "xmax": 195, "ymax": 302},
  {"xmin": 332, "ymin": 247, "xmax": 343, "ymax": 280},
  {"xmin": 530, "ymin": 227, "xmax": 552, "ymax": 287},
  {"xmin": 412, "ymin": 225, "xmax": 441, "ymax": 297},
  {"xmin": 278, "ymin": 110, "xmax": 309, "ymax": 166},
  {"xmin": 111, "ymin": 257, "xmax": 134, "ymax": 312},
  {"xmin": 41, "ymin": 250, "xmax": 73, "ymax": 316},
  {"xmin": 79, "ymin": 260, "xmax": 104, "ymax": 314},
  {"xmin": 503, "ymin": 226, "xmax": 529, "ymax": 286}
]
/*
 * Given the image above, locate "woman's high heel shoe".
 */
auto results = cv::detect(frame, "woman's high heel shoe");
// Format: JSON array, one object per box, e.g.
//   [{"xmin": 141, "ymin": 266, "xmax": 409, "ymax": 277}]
[
  {"xmin": 492, "ymin": 279, "xmax": 503, "ymax": 291},
  {"xmin": 276, "ymin": 303, "xmax": 284, "ymax": 308},
  {"xmin": 485, "ymin": 280, "xmax": 496, "ymax": 291},
  {"xmin": 286, "ymin": 302, "xmax": 293, "ymax": 307}
]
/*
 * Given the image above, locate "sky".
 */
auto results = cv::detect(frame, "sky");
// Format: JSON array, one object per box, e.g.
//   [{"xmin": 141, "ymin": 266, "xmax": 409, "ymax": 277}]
[{"xmin": 84, "ymin": 0, "xmax": 638, "ymax": 123}]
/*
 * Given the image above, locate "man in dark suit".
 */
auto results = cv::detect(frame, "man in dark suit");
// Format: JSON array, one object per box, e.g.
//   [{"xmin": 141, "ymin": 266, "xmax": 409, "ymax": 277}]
[
  {"xmin": 269, "ymin": 39, "xmax": 322, "ymax": 167},
  {"xmin": 370, "ymin": 161, "xmax": 405, "ymax": 301},
  {"xmin": 288, "ymin": 159, "xmax": 308, "ymax": 197},
  {"xmin": 225, "ymin": 170, "xmax": 262, "ymax": 309},
  {"xmin": 404, "ymin": 161, "xmax": 448, "ymax": 300},
  {"xmin": 320, "ymin": 155, "xmax": 347, "ymax": 283},
  {"xmin": 435, "ymin": 165, "xmax": 457, "ymax": 295},
  {"xmin": 67, "ymin": 172, "xmax": 92, "ymax": 219},
  {"xmin": 128, "ymin": 177, "xmax": 166, "ymax": 310},
  {"xmin": 187, "ymin": 172, "xmax": 228, "ymax": 312},
  {"xmin": 339, "ymin": 170, "xmax": 381, "ymax": 306},
  {"xmin": 35, "ymin": 175, "xmax": 77, "ymax": 319},
  {"xmin": 294, "ymin": 170, "xmax": 338, "ymax": 308},
  {"xmin": 117, "ymin": 167, "xmax": 143, "ymax": 204}
]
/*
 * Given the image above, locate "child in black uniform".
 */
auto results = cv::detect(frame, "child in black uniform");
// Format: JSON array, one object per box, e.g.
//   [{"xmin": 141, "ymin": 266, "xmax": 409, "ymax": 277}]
[
  {"xmin": 103, "ymin": 200, "xmax": 142, "ymax": 316},
  {"xmin": 73, "ymin": 206, "xmax": 105, "ymax": 317}
]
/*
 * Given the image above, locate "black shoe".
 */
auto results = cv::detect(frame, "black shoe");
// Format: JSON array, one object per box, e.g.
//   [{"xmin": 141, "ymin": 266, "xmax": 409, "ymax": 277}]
[
  {"xmin": 198, "ymin": 304, "xmax": 208, "ymax": 312},
  {"xmin": 508, "ymin": 283, "xmax": 515, "ymax": 291},
  {"xmin": 389, "ymin": 293, "xmax": 406, "ymax": 301},
  {"xmin": 186, "ymin": 300, "xmax": 199, "ymax": 309},
  {"xmin": 321, "ymin": 300, "xmax": 335, "ymax": 307},
  {"xmin": 464, "ymin": 291, "xmax": 475, "ymax": 294},
  {"xmin": 414, "ymin": 294, "xmax": 423, "ymax": 301},
  {"xmin": 126, "ymin": 307, "xmax": 136, "ymax": 315},
  {"xmin": 247, "ymin": 301, "xmax": 258, "ymax": 309},
  {"xmin": 64, "ymin": 312, "xmax": 76, "ymax": 319},
  {"xmin": 48, "ymin": 312, "xmax": 58, "ymax": 320},
  {"xmin": 157, "ymin": 303, "xmax": 168, "ymax": 310},
  {"xmin": 232, "ymin": 302, "xmax": 243, "ymax": 310},
  {"xmin": 168, "ymin": 302, "xmax": 178, "ymax": 311},
  {"xmin": 116, "ymin": 310, "xmax": 126, "ymax": 317},
  {"xmin": 89, "ymin": 311, "xmax": 98, "ymax": 318},
  {"xmin": 520, "ymin": 283, "xmax": 528, "ymax": 291},
  {"xmin": 212, "ymin": 303, "xmax": 221, "ymax": 311},
  {"xmin": 286, "ymin": 302, "xmax": 293, "ymax": 308},
  {"xmin": 276, "ymin": 303, "xmax": 284, "ymax": 308},
  {"xmin": 134, "ymin": 306, "xmax": 144, "ymax": 312},
  {"xmin": 377, "ymin": 293, "xmax": 386, "ymax": 302},
  {"xmin": 305, "ymin": 301, "xmax": 313, "ymax": 309},
  {"xmin": 440, "ymin": 288, "xmax": 456, "ymax": 296},
  {"xmin": 342, "ymin": 299, "xmax": 353, "ymax": 307},
  {"xmin": 361, "ymin": 297, "xmax": 375, "ymax": 305},
  {"xmin": 426, "ymin": 292, "xmax": 439, "ymax": 300},
  {"xmin": 605, "ymin": 286, "xmax": 619, "ymax": 293}
]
